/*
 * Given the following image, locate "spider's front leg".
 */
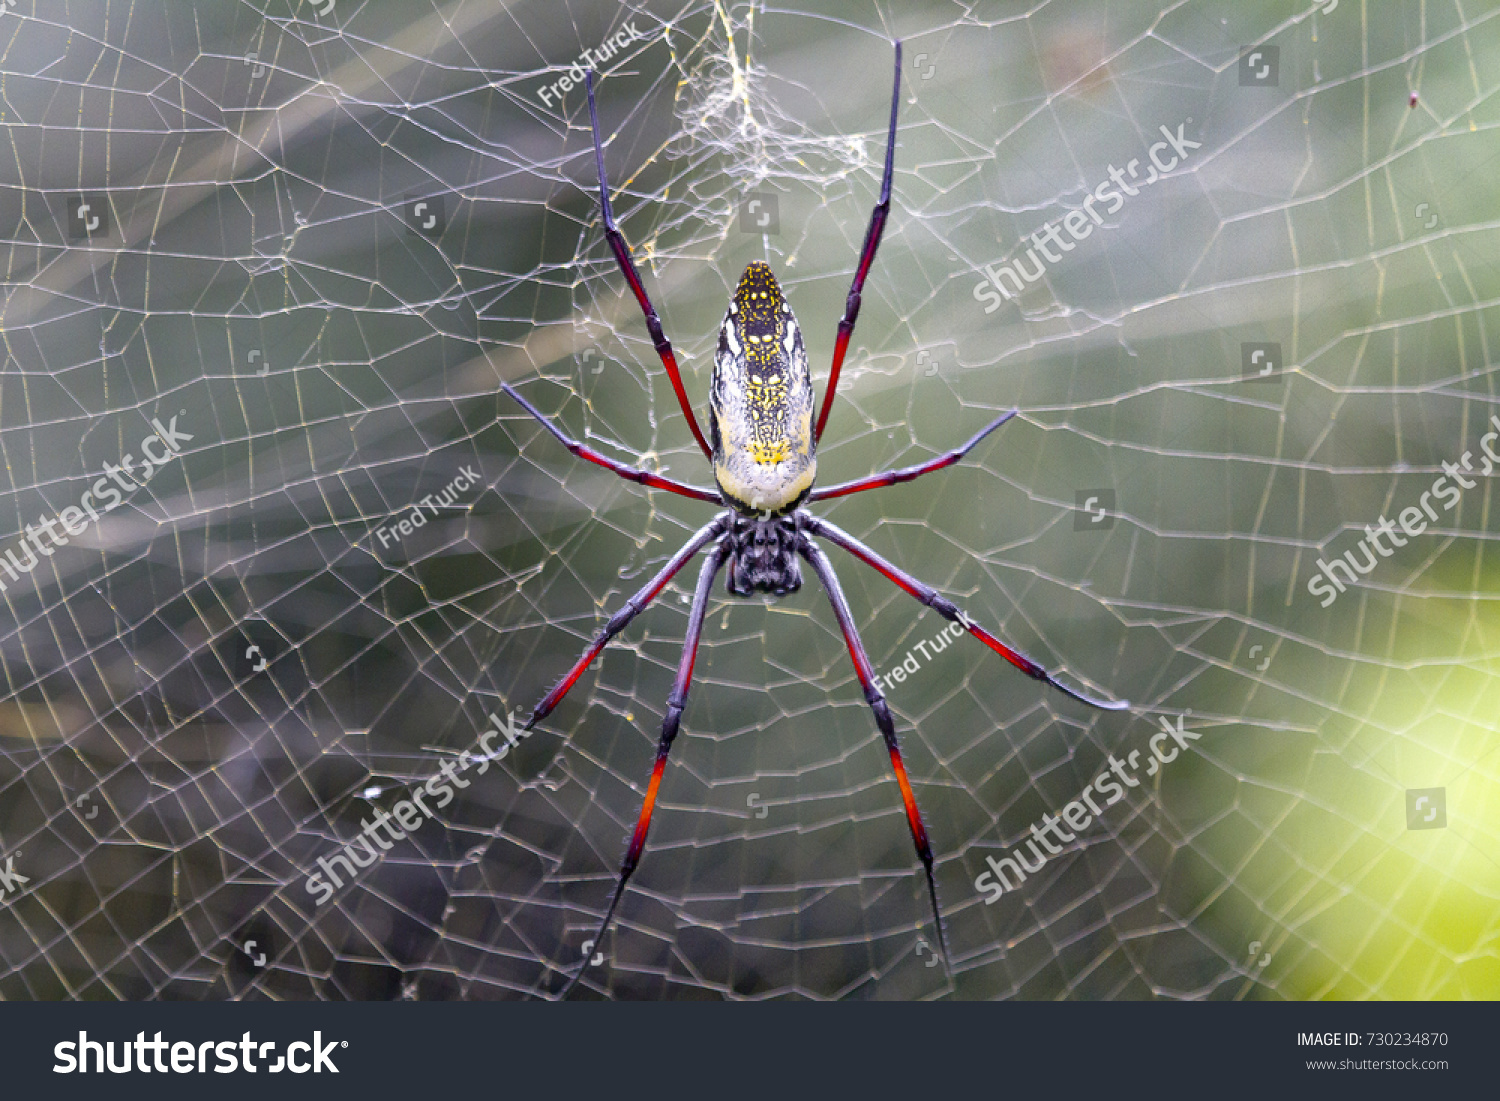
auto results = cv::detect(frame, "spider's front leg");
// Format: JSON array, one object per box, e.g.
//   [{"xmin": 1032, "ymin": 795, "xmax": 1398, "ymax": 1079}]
[
  {"xmin": 815, "ymin": 39, "xmax": 903, "ymax": 443},
  {"xmin": 585, "ymin": 71, "xmax": 713, "ymax": 461},
  {"xmin": 810, "ymin": 408, "xmax": 1017, "ymax": 502},
  {"xmin": 502, "ymin": 382, "xmax": 721, "ymax": 504}
]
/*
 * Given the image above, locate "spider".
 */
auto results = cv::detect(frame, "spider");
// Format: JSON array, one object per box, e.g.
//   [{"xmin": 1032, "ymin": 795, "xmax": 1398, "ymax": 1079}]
[{"xmin": 503, "ymin": 40, "xmax": 1128, "ymax": 997}]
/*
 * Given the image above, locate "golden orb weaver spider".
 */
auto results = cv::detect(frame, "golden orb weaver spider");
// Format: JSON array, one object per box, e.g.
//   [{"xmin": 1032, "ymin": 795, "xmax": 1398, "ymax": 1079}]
[{"xmin": 503, "ymin": 40, "xmax": 1129, "ymax": 998}]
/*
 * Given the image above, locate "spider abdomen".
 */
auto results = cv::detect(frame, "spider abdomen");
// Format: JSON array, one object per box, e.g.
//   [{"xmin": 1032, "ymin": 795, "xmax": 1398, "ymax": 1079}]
[{"xmin": 710, "ymin": 262, "xmax": 816, "ymax": 517}]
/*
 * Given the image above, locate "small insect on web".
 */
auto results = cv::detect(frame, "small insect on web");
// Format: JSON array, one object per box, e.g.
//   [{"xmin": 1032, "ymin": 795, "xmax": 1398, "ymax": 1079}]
[{"xmin": 501, "ymin": 39, "xmax": 1129, "ymax": 998}]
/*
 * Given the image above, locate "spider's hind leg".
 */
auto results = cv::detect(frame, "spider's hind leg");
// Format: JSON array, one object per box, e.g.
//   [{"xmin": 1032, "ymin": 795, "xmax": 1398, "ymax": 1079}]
[
  {"xmin": 798, "ymin": 533, "xmax": 951, "ymax": 975},
  {"xmin": 523, "ymin": 517, "xmax": 727, "ymax": 732},
  {"xmin": 804, "ymin": 515, "xmax": 1128, "ymax": 711},
  {"xmin": 558, "ymin": 539, "xmax": 731, "ymax": 998}
]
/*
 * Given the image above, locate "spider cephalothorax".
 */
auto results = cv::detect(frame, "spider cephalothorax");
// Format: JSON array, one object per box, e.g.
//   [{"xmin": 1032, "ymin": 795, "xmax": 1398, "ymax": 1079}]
[
  {"xmin": 724, "ymin": 513, "xmax": 803, "ymax": 597},
  {"xmin": 503, "ymin": 40, "xmax": 1128, "ymax": 999}
]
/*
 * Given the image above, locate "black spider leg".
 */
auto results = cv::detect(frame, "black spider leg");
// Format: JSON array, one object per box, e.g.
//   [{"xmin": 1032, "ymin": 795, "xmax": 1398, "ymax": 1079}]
[
  {"xmin": 798, "ymin": 534, "xmax": 950, "ymax": 975},
  {"xmin": 524, "ymin": 516, "xmax": 728, "ymax": 731},
  {"xmin": 559, "ymin": 538, "xmax": 731, "ymax": 998},
  {"xmin": 814, "ymin": 39, "xmax": 902, "ymax": 444},
  {"xmin": 804, "ymin": 516, "xmax": 1129, "ymax": 711},
  {"xmin": 585, "ymin": 70, "xmax": 713, "ymax": 461},
  {"xmin": 810, "ymin": 408, "xmax": 1017, "ymax": 502},
  {"xmin": 502, "ymin": 382, "xmax": 722, "ymax": 504}
]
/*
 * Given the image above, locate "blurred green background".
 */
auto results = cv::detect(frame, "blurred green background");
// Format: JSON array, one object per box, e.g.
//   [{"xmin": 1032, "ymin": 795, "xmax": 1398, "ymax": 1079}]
[{"xmin": 0, "ymin": 0, "xmax": 1495, "ymax": 999}]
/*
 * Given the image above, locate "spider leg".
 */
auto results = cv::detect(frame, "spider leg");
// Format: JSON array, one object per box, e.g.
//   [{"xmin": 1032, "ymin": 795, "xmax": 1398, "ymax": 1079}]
[
  {"xmin": 798, "ymin": 535, "xmax": 950, "ymax": 974},
  {"xmin": 502, "ymin": 382, "xmax": 721, "ymax": 504},
  {"xmin": 524, "ymin": 516, "xmax": 727, "ymax": 732},
  {"xmin": 559, "ymin": 538, "xmax": 730, "ymax": 998},
  {"xmin": 810, "ymin": 408, "xmax": 1017, "ymax": 502},
  {"xmin": 814, "ymin": 40, "xmax": 902, "ymax": 444},
  {"xmin": 804, "ymin": 515, "xmax": 1129, "ymax": 711},
  {"xmin": 585, "ymin": 71, "xmax": 713, "ymax": 461}
]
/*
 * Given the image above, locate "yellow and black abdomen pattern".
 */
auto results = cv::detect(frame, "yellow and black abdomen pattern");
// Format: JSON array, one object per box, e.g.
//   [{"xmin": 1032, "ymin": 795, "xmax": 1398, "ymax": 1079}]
[{"xmin": 710, "ymin": 262, "xmax": 817, "ymax": 516}]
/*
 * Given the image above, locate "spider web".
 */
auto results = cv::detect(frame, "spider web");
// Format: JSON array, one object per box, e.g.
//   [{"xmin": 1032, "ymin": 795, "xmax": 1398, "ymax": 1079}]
[{"xmin": 0, "ymin": 0, "xmax": 1497, "ymax": 1001}]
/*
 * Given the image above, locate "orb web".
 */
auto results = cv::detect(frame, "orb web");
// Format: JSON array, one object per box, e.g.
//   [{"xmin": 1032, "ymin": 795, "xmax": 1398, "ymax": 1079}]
[{"xmin": 0, "ymin": 0, "xmax": 1496, "ymax": 1000}]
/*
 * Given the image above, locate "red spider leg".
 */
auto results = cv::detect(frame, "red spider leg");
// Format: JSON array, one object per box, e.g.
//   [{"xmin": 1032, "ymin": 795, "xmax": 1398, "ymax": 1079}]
[
  {"xmin": 560, "ymin": 540, "xmax": 730, "ymax": 998},
  {"xmin": 810, "ymin": 408, "xmax": 1016, "ymax": 502},
  {"xmin": 814, "ymin": 40, "xmax": 902, "ymax": 444},
  {"xmin": 585, "ymin": 71, "xmax": 713, "ymax": 461},
  {"xmin": 524, "ymin": 517, "xmax": 727, "ymax": 732},
  {"xmin": 804, "ymin": 516, "xmax": 1129, "ymax": 711},
  {"xmin": 502, "ymin": 383, "xmax": 721, "ymax": 504},
  {"xmin": 798, "ymin": 536, "xmax": 949, "ymax": 973}
]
